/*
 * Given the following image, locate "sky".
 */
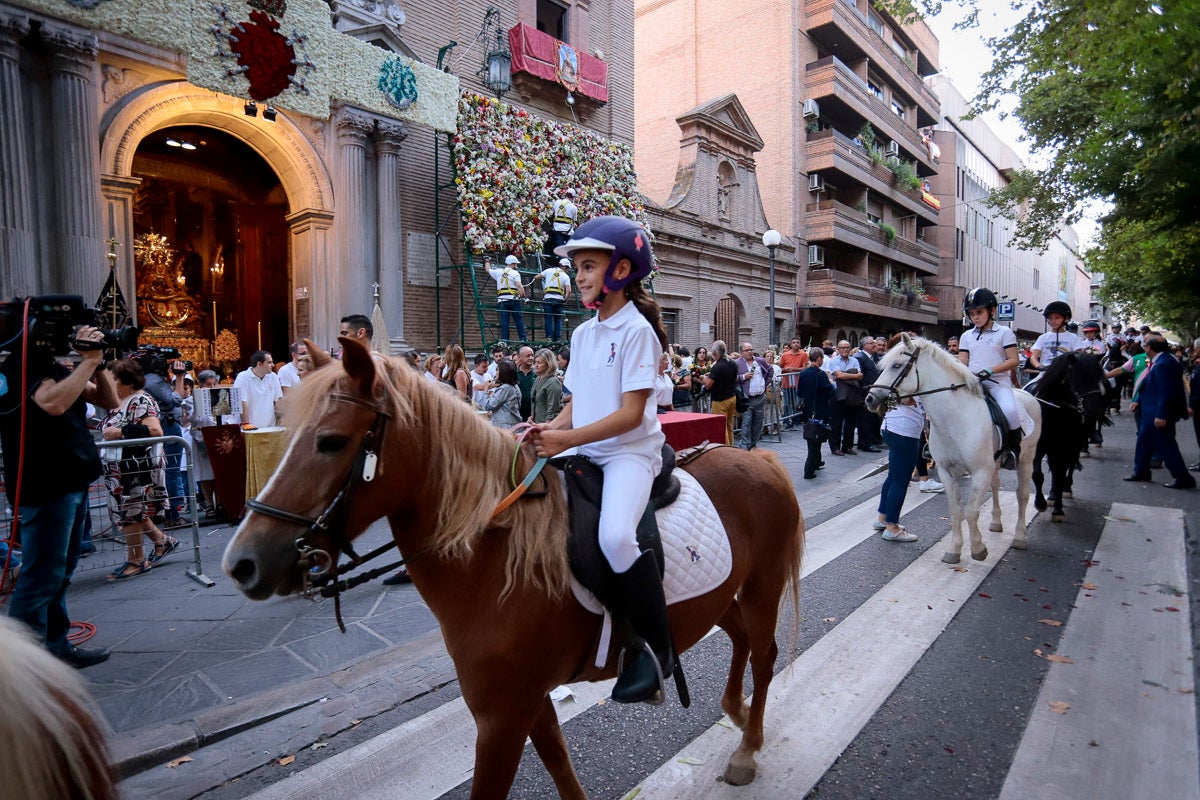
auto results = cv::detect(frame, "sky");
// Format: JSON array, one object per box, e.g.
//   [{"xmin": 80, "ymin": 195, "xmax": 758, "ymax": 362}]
[{"xmin": 924, "ymin": 6, "xmax": 1103, "ymax": 246}]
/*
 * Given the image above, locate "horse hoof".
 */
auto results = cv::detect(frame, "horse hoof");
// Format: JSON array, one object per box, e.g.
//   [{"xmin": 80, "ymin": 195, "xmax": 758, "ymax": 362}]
[
  {"xmin": 1035, "ymin": 500, "xmax": 1048, "ymax": 511},
  {"xmin": 724, "ymin": 761, "xmax": 757, "ymax": 786},
  {"xmin": 1012, "ymin": 539, "xmax": 1028, "ymax": 550},
  {"xmin": 942, "ymin": 552, "xmax": 961, "ymax": 564},
  {"xmin": 1052, "ymin": 514, "xmax": 1065, "ymax": 523},
  {"xmin": 1063, "ymin": 491, "xmax": 1073, "ymax": 499},
  {"xmin": 989, "ymin": 522, "xmax": 1003, "ymax": 533},
  {"xmin": 971, "ymin": 547, "xmax": 988, "ymax": 561}
]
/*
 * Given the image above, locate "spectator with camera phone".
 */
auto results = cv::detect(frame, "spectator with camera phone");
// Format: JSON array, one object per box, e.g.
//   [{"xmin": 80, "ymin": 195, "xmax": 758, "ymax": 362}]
[
  {"xmin": 136, "ymin": 346, "xmax": 189, "ymax": 523},
  {"xmin": 0, "ymin": 318, "xmax": 118, "ymax": 668}
]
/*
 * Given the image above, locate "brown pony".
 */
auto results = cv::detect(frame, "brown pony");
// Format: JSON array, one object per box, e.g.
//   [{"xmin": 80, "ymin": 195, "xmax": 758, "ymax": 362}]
[{"xmin": 223, "ymin": 337, "xmax": 804, "ymax": 798}]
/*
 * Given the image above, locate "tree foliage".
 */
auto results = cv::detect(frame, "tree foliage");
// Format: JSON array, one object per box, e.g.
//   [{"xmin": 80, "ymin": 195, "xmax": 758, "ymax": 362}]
[{"xmin": 877, "ymin": 0, "xmax": 1200, "ymax": 332}]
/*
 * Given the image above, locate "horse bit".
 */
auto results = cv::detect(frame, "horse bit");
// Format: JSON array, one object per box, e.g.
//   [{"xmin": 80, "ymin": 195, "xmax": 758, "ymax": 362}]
[
  {"xmin": 243, "ymin": 392, "xmax": 404, "ymax": 632},
  {"xmin": 869, "ymin": 346, "xmax": 970, "ymax": 410}
]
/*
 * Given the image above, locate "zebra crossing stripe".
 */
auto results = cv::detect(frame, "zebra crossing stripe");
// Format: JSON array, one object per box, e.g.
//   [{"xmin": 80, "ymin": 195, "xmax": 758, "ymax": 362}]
[
  {"xmin": 633, "ymin": 491, "xmax": 1023, "ymax": 798},
  {"xmin": 1000, "ymin": 503, "xmax": 1200, "ymax": 800},
  {"xmin": 245, "ymin": 488, "xmax": 943, "ymax": 800}
]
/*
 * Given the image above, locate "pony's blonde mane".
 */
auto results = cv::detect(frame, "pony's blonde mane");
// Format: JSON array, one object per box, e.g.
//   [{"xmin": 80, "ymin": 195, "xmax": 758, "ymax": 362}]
[
  {"xmin": 0, "ymin": 618, "xmax": 116, "ymax": 800},
  {"xmin": 283, "ymin": 356, "xmax": 571, "ymax": 599},
  {"xmin": 896, "ymin": 336, "xmax": 983, "ymax": 398}
]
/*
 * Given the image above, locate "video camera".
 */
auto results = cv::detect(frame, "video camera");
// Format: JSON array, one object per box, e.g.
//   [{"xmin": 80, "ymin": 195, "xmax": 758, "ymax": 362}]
[
  {"xmin": 0, "ymin": 295, "xmax": 141, "ymax": 358},
  {"xmin": 132, "ymin": 345, "xmax": 193, "ymax": 378}
]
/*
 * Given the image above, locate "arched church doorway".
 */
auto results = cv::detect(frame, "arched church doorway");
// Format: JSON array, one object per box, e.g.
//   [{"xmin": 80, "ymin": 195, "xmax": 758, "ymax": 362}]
[
  {"xmin": 131, "ymin": 125, "xmax": 289, "ymax": 373},
  {"xmin": 715, "ymin": 294, "xmax": 743, "ymax": 348}
]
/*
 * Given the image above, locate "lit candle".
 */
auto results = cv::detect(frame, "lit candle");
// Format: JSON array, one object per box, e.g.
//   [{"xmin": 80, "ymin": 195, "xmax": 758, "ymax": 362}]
[
  {"xmin": 212, "ymin": 301, "xmax": 217, "ymax": 339},
  {"xmin": 257, "ymin": 321, "xmax": 262, "ymax": 350}
]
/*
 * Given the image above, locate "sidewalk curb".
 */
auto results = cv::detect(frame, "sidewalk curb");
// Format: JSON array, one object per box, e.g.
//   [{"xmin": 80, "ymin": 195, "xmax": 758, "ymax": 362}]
[{"xmin": 111, "ymin": 630, "xmax": 452, "ymax": 778}]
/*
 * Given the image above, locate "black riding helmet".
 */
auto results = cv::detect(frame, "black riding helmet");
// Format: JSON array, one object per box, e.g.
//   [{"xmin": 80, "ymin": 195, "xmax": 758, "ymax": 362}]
[
  {"xmin": 1042, "ymin": 300, "xmax": 1072, "ymax": 320},
  {"xmin": 963, "ymin": 287, "xmax": 998, "ymax": 312}
]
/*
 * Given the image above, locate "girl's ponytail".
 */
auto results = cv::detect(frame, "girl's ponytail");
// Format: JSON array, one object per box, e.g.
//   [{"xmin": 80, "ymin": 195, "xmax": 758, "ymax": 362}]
[{"xmin": 626, "ymin": 282, "xmax": 669, "ymax": 352}]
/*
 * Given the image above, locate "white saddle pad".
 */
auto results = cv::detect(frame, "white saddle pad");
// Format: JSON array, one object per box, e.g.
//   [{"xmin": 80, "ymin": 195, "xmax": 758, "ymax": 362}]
[
  {"xmin": 1018, "ymin": 403, "xmax": 1035, "ymax": 437},
  {"xmin": 569, "ymin": 468, "xmax": 732, "ymax": 667}
]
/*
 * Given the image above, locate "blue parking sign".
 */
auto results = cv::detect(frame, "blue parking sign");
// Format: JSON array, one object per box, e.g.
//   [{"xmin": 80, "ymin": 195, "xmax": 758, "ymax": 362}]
[{"xmin": 997, "ymin": 302, "xmax": 1015, "ymax": 321}]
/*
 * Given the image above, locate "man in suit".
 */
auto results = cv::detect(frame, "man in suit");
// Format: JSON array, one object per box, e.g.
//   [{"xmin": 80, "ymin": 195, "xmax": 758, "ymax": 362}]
[
  {"xmin": 854, "ymin": 338, "xmax": 882, "ymax": 452},
  {"xmin": 1126, "ymin": 336, "xmax": 1196, "ymax": 488}
]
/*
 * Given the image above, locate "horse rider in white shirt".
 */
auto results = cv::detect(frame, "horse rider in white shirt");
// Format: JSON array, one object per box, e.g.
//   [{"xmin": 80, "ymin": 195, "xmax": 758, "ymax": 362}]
[{"xmin": 959, "ymin": 287, "xmax": 1023, "ymax": 470}]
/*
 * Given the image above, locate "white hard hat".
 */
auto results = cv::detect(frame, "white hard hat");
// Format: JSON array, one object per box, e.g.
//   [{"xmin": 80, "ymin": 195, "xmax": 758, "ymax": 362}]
[
  {"xmin": 559, "ymin": 257, "xmax": 571, "ymax": 268},
  {"xmin": 504, "ymin": 255, "xmax": 519, "ymax": 265},
  {"xmin": 565, "ymin": 188, "xmax": 576, "ymax": 197}
]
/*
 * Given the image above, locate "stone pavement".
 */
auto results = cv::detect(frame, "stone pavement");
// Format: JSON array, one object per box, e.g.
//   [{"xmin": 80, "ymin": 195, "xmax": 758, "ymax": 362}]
[{"xmin": 65, "ymin": 426, "xmax": 893, "ymax": 783}]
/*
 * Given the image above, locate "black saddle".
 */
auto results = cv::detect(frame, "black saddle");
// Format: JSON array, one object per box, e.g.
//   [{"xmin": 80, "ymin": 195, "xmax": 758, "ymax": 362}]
[
  {"xmin": 551, "ymin": 444, "xmax": 681, "ymax": 610},
  {"xmin": 983, "ymin": 392, "xmax": 1011, "ymax": 438}
]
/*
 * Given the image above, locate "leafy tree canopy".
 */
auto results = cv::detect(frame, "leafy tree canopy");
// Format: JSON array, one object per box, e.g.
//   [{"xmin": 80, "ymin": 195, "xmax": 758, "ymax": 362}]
[{"xmin": 876, "ymin": 0, "xmax": 1200, "ymax": 335}]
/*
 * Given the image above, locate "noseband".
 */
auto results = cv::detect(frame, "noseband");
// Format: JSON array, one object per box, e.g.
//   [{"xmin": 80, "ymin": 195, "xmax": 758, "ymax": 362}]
[{"xmin": 243, "ymin": 392, "xmax": 404, "ymax": 631}]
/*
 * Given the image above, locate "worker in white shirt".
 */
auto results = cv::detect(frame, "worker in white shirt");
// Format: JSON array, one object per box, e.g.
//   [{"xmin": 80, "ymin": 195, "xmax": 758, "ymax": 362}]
[
  {"xmin": 485, "ymin": 254, "xmax": 526, "ymax": 342},
  {"xmin": 549, "ymin": 188, "xmax": 578, "ymax": 251},
  {"xmin": 538, "ymin": 257, "xmax": 573, "ymax": 341}
]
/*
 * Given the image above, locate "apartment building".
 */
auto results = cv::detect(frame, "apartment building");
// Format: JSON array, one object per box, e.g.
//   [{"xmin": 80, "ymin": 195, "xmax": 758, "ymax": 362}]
[
  {"xmin": 926, "ymin": 75, "xmax": 1092, "ymax": 342},
  {"xmin": 636, "ymin": 0, "xmax": 942, "ymax": 347}
]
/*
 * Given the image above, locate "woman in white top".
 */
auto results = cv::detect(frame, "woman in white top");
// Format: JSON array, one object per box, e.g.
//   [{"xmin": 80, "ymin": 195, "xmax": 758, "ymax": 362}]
[{"xmin": 653, "ymin": 352, "xmax": 675, "ymax": 412}]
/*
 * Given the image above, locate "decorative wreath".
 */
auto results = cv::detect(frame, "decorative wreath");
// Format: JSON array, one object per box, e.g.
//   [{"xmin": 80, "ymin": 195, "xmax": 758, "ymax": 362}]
[{"xmin": 378, "ymin": 56, "xmax": 419, "ymax": 110}]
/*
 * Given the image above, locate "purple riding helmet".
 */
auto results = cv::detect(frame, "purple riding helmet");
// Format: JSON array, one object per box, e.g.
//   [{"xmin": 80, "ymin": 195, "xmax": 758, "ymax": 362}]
[{"xmin": 554, "ymin": 216, "xmax": 654, "ymax": 308}]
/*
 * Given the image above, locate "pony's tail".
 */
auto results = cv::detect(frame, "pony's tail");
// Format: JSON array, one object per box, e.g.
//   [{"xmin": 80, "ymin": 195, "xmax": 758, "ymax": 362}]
[
  {"xmin": 755, "ymin": 450, "xmax": 805, "ymax": 661},
  {"xmin": 626, "ymin": 282, "xmax": 669, "ymax": 353}
]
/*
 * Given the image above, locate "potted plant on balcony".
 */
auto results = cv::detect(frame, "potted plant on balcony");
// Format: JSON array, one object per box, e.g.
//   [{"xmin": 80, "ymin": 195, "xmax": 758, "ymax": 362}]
[{"xmin": 878, "ymin": 222, "xmax": 897, "ymax": 244}]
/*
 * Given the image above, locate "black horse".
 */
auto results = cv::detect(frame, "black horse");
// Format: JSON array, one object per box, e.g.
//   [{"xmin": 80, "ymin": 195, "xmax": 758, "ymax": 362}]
[{"xmin": 1029, "ymin": 353, "xmax": 1112, "ymax": 522}]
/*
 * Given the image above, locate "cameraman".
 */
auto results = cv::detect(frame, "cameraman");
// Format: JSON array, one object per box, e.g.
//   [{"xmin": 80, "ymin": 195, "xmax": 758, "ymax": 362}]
[
  {"xmin": 0, "ymin": 326, "xmax": 117, "ymax": 667},
  {"xmin": 140, "ymin": 353, "xmax": 187, "ymax": 523}
]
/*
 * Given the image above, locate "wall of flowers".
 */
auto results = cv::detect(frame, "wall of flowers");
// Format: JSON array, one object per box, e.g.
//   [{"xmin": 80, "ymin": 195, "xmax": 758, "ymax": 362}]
[{"xmin": 454, "ymin": 92, "xmax": 647, "ymax": 256}]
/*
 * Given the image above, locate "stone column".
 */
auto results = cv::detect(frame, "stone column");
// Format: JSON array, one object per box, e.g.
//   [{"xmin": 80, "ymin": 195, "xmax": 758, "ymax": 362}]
[
  {"xmin": 335, "ymin": 109, "xmax": 375, "ymax": 323},
  {"xmin": 45, "ymin": 25, "xmax": 104, "ymax": 300},
  {"xmin": 375, "ymin": 120, "xmax": 408, "ymax": 352},
  {"xmin": 100, "ymin": 174, "xmax": 141, "ymax": 317},
  {"xmin": 0, "ymin": 14, "xmax": 37, "ymax": 298},
  {"xmin": 287, "ymin": 209, "xmax": 335, "ymax": 347}
]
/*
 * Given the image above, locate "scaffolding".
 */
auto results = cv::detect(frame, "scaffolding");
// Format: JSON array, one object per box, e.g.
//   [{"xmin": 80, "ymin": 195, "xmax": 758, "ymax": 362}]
[{"xmin": 433, "ymin": 132, "xmax": 590, "ymax": 354}]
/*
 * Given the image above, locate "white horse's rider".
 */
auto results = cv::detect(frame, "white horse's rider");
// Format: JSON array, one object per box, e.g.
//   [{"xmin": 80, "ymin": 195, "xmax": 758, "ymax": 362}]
[
  {"xmin": 959, "ymin": 287, "xmax": 1023, "ymax": 470},
  {"xmin": 1029, "ymin": 301, "xmax": 1082, "ymax": 370}
]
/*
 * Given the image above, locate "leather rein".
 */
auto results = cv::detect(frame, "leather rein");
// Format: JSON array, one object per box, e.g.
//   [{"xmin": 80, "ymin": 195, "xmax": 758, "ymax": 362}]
[{"xmin": 241, "ymin": 391, "xmax": 547, "ymax": 632}]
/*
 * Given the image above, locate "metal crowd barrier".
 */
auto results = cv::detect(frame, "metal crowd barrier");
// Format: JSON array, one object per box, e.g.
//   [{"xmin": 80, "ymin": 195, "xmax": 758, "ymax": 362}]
[
  {"xmin": 0, "ymin": 435, "xmax": 214, "ymax": 591},
  {"xmin": 89, "ymin": 435, "xmax": 213, "ymax": 586}
]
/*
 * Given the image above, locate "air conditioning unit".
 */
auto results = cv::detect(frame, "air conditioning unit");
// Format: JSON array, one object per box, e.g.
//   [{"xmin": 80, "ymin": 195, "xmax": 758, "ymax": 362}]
[
  {"xmin": 886, "ymin": 141, "xmax": 900, "ymax": 157},
  {"xmin": 803, "ymin": 99, "xmax": 820, "ymax": 119},
  {"xmin": 808, "ymin": 245, "xmax": 826, "ymax": 266},
  {"xmin": 808, "ymin": 173, "xmax": 825, "ymax": 192}
]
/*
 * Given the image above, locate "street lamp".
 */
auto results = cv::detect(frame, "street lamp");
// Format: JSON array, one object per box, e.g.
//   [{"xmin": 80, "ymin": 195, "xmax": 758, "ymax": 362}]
[
  {"xmin": 478, "ymin": 7, "xmax": 512, "ymax": 99},
  {"xmin": 762, "ymin": 229, "xmax": 782, "ymax": 349}
]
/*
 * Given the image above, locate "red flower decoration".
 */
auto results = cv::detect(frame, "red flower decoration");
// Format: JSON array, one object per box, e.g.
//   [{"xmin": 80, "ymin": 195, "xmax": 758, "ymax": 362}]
[{"xmin": 230, "ymin": 10, "xmax": 296, "ymax": 102}]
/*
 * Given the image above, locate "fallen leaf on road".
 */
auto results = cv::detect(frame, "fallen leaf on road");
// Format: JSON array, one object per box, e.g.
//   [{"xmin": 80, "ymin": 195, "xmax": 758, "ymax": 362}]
[
  {"xmin": 677, "ymin": 757, "xmax": 705, "ymax": 765},
  {"xmin": 1046, "ymin": 654, "xmax": 1074, "ymax": 664},
  {"xmin": 978, "ymin": 593, "xmax": 991, "ymax": 599},
  {"xmin": 1034, "ymin": 649, "xmax": 1044, "ymax": 657},
  {"xmin": 1179, "ymin": 688, "xmax": 1195, "ymax": 695},
  {"xmin": 950, "ymin": 566, "xmax": 968, "ymax": 573},
  {"xmin": 944, "ymin": 746, "xmax": 955, "ymax": 754},
  {"xmin": 351, "ymin": 719, "xmax": 362, "ymax": 726},
  {"xmin": 167, "ymin": 757, "xmax": 193, "ymax": 769},
  {"xmin": 1048, "ymin": 701, "xmax": 1071, "ymax": 714},
  {"xmin": 1142, "ymin": 680, "xmax": 1167, "ymax": 690},
  {"xmin": 1038, "ymin": 619, "xmax": 1063, "ymax": 627},
  {"xmin": 823, "ymin": 617, "xmax": 837, "ymax": 623},
  {"xmin": 277, "ymin": 755, "xmax": 296, "ymax": 766},
  {"xmin": 1166, "ymin": 607, "xmax": 1181, "ymax": 612},
  {"xmin": 309, "ymin": 742, "xmax": 328, "ymax": 751},
  {"xmin": 1103, "ymin": 516, "xmax": 1135, "ymax": 522},
  {"xmin": 1089, "ymin": 740, "xmax": 1100, "ymax": 747},
  {"xmin": 1081, "ymin": 583, "xmax": 1097, "ymax": 590}
]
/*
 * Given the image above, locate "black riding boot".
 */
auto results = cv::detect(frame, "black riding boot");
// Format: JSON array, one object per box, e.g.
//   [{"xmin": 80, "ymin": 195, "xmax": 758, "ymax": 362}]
[
  {"xmin": 611, "ymin": 550, "xmax": 676, "ymax": 705},
  {"xmin": 1001, "ymin": 430, "xmax": 1022, "ymax": 470}
]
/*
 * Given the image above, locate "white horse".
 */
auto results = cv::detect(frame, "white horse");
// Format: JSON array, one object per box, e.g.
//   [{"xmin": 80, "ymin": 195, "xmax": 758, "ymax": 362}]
[{"xmin": 865, "ymin": 335, "xmax": 1042, "ymax": 563}]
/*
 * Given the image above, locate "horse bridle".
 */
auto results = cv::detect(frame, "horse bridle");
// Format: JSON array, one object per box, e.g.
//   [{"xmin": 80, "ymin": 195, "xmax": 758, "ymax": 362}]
[
  {"xmin": 869, "ymin": 346, "xmax": 970, "ymax": 409},
  {"xmin": 243, "ymin": 391, "xmax": 405, "ymax": 631}
]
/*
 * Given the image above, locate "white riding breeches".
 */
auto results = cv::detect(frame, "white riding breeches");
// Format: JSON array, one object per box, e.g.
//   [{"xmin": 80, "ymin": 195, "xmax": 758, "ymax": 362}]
[
  {"xmin": 982, "ymin": 379, "xmax": 1021, "ymax": 430},
  {"xmin": 591, "ymin": 453, "xmax": 658, "ymax": 574}
]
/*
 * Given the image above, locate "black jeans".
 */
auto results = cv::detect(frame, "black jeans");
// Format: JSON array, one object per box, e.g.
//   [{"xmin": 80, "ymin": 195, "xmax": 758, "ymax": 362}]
[
  {"xmin": 804, "ymin": 436, "xmax": 823, "ymax": 477},
  {"xmin": 830, "ymin": 399, "xmax": 857, "ymax": 451}
]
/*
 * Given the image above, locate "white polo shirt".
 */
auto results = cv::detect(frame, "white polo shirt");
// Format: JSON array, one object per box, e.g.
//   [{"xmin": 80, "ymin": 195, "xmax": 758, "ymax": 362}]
[
  {"xmin": 277, "ymin": 361, "xmax": 301, "ymax": 388},
  {"xmin": 487, "ymin": 265, "xmax": 523, "ymax": 299},
  {"xmin": 233, "ymin": 368, "xmax": 283, "ymax": 428},
  {"xmin": 960, "ymin": 323, "xmax": 1018, "ymax": 373},
  {"xmin": 563, "ymin": 301, "xmax": 664, "ymax": 461},
  {"xmin": 1031, "ymin": 330, "xmax": 1082, "ymax": 366}
]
